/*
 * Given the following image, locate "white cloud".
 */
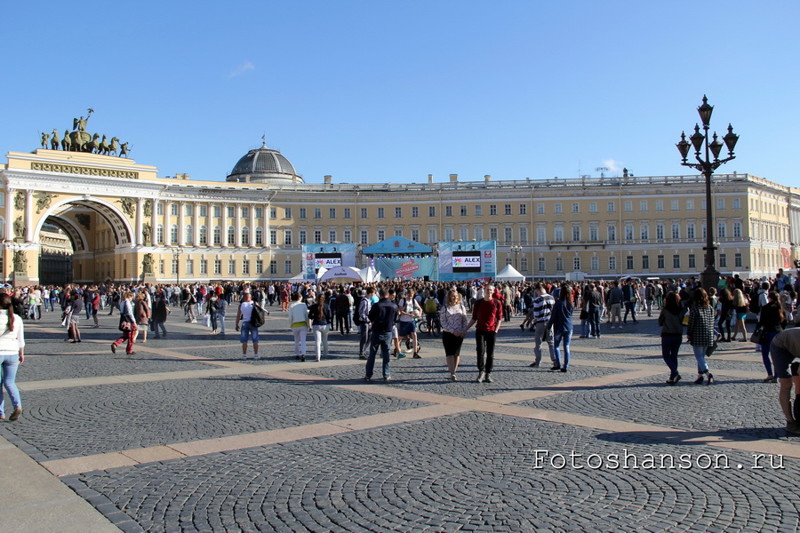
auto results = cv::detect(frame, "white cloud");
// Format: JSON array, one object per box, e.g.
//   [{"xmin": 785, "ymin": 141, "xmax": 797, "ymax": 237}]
[{"xmin": 229, "ymin": 61, "xmax": 255, "ymax": 78}]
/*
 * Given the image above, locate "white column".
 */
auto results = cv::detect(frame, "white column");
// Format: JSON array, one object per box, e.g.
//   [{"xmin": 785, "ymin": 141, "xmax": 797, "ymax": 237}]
[
  {"xmin": 150, "ymin": 199, "xmax": 158, "ymax": 246},
  {"xmin": 178, "ymin": 202, "xmax": 186, "ymax": 246},
  {"xmin": 163, "ymin": 201, "xmax": 170, "ymax": 246},
  {"xmin": 193, "ymin": 202, "xmax": 200, "ymax": 246},
  {"xmin": 249, "ymin": 204, "xmax": 256, "ymax": 247},
  {"xmin": 235, "ymin": 204, "xmax": 242, "ymax": 247},
  {"xmin": 220, "ymin": 203, "xmax": 227, "ymax": 247},
  {"xmin": 6, "ymin": 188, "xmax": 14, "ymax": 241},
  {"xmin": 24, "ymin": 190, "xmax": 33, "ymax": 242},
  {"xmin": 136, "ymin": 198, "xmax": 144, "ymax": 246}
]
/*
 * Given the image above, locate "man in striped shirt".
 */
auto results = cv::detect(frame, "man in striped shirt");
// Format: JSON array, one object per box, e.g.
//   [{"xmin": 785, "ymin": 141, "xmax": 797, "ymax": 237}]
[{"xmin": 530, "ymin": 283, "xmax": 556, "ymax": 368}]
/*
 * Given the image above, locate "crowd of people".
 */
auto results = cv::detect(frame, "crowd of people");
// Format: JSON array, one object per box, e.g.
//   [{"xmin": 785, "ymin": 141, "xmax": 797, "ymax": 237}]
[{"xmin": 2, "ymin": 269, "xmax": 800, "ymax": 434}]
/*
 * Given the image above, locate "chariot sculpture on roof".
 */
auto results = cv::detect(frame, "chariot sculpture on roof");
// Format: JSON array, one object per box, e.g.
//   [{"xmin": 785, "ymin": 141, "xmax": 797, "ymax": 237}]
[{"xmin": 40, "ymin": 108, "xmax": 132, "ymax": 158}]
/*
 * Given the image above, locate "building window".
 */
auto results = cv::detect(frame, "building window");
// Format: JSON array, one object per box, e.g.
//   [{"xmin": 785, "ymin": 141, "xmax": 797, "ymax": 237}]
[
  {"xmin": 688, "ymin": 254, "xmax": 696, "ymax": 269},
  {"xmin": 377, "ymin": 207, "xmax": 385, "ymax": 219},
  {"xmin": 228, "ymin": 206, "xmax": 236, "ymax": 218},
  {"xmin": 537, "ymin": 226, "xmax": 546, "ymax": 243},
  {"xmin": 461, "ymin": 227, "xmax": 469, "ymax": 241},
  {"xmin": 270, "ymin": 229, "xmax": 277, "ymax": 246},
  {"xmin": 673, "ymin": 254, "xmax": 680, "ymax": 269},
  {"xmin": 157, "ymin": 224, "xmax": 164, "ymax": 244},
  {"xmin": 656, "ymin": 224, "xmax": 665, "ymax": 240},
  {"xmin": 444, "ymin": 228, "xmax": 454, "ymax": 241},
  {"xmin": 255, "ymin": 227, "xmax": 263, "ymax": 245},
  {"xmin": 624, "ymin": 200, "xmax": 632, "ymax": 212},
  {"xmin": 344, "ymin": 207, "xmax": 351, "ymax": 219},
  {"xmin": 670, "ymin": 199, "xmax": 679, "ymax": 211},
  {"xmin": 411, "ymin": 229, "xmax": 419, "ymax": 241},
  {"xmin": 284, "ymin": 230, "xmax": 292, "ymax": 245},
  {"xmin": 256, "ymin": 259, "xmax": 263, "ymax": 274},
  {"xmin": 519, "ymin": 204, "xmax": 527, "ymax": 215},
  {"xmin": 609, "ymin": 256, "xmax": 616, "ymax": 271},
  {"xmin": 590, "ymin": 225, "xmax": 599, "ymax": 241},
  {"xmin": 504, "ymin": 227, "xmax": 512, "ymax": 243},
  {"xmin": 314, "ymin": 208, "xmax": 321, "ymax": 219},
  {"xmin": 553, "ymin": 227, "xmax": 564, "ymax": 242},
  {"xmin": 411, "ymin": 207, "xmax": 419, "ymax": 218},
  {"xmin": 733, "ymin": 198, "xmax": 741, "ymax": 209},
  {"xmin": 571, "ymin": 202, "xmax": 579, "ymax": 214},
  {"xmin": 733, "ymin": 222, "xmax": 742, "ymax": 238},
  {"xmin": 686, "ymin": 199, "xmax": 694, "ymax": 210},
  {"xmin": 343, "ymin": 230, "xmax": 351, "ymax": 243},
  {"xmin": 671, "ymin": 223, "xmax": 680, "ymax": 239},
  {"xmin": 607, "ymin": 201, "xmax": 615, "ymax": 213},
  {"xmin": 242, "ymin": 259, "xmax": 250, "ymax": 275},
  {"xmin": 227, "ymin": 226, "xmax": 235, "ymax": 245},
  {"xmin": 269, "ymin": 260, "xmax": 277, "ymax": 275},
  {"xmin": 655, "ymin": 200, "xmax": 664, "ymax": 211},
  {"xmin": 718, "ymin": 223, "xmax": 727, "ymax": 238},
  {"xmin": 213, "ymin": 226, "xmax": 221, "ymax": 245},
  {"xmin": 554, "ymin": 203, "xmax": 562, "ymax": 215},
  {"xmin": 361, "ymin": 207, "xmax": 368, "ymax": 219},
  {"xmin": 377, "ymin": 230, "xmax": 385, "ymax": 241},
  {"xmin": 489, "ymin": 228, "xmax": 498, "ymax": 241},
  {"xmin": 642, "ymin": 255, "xmax": 650, "ymax": 270},
  {"xmin": 460, "ymin": 206, "xmax": 468, "ymax": 216},
  {"xmin": 428, "ymin": 206, "xmax": 435, "ymax": 217},
  {"xmin": 241, "ymin": 206, "xmax": 249, "ymax": 218},
  {"xmin": 254, "ymin": 207, "xmax": 262, "ymax": 219},
  {"xmin": 171, "ymin": 257, "xmax": 178, "ymax": 274},
  {"xmin": 228, "ymin": 259, "xmax": 236, "ymax": 275},
  {"xmin": 555, "ymin": 257, "xmax": 563, "ymax": 271},
  {"xmin": 490, "ymin": 204, "xmax": 497, "ymax": 216},
  {"xmin": 475, "ymin": 205, "xmax": 483, "ymax": 216},
  {"xmin": 329, "ymin": 230, "xmax": 336, "ymax": 243},
  {"xmin": 212, "ymin": 205, "xmax": 221, "ymax": 218},
  {"xmin": 360, "ymin": 230, "xmax": 368, "ymax": 245},
  {"xmin": 475, "ymin": 227, "xmax": 483, "ymax": 241},
  {"xmin": 573, "ymin": 257, "xmax": 581, "ymax": 270},
  {"xmin": 640, "ymin": 200, "xmax": 648, "ymax": 212},
  {"xmin": 572, "ymin": 226, "xmax": 581, "ymax": 242},
  {"xmin": 284, "ymin": 260, "xmax": 292, "ymax": 275},
  {"xmin": 199, "ymin": 226, "xmax": 208, "ymax": 245},
  {"xmin": 157, "ymin": 202, "xmax": 164, "ymax": 216},
  {"xmin": 538, "ymin": 256, "xmax": 546, "ymax": 272},
  {"xmin": 627, "ymin": 256, "xmax": 634, "ymax": 270},
  {"xmin": 520, "ymin": 257, "xmax": 528, "ymax": 272},
  {"xmin": 640, "ymin": 225, "xmax": 649, "ymax": 240},
  {"xmin": 199, "ymin": 205, "xmax": 208, "ymax": 217},
  {"xmin": 589, "ymin": 202, "xmax": 597, "ymax": 214},
  {"xmin": 735, "ymin": 253, "xmax": 742, "ymax": 267},
  {"xmin": 184, "ymin": 225, "xmax": 193, "ymax": 245},
  {"xmin": 330, "ymin": 208, "xmax": 336, "ymax": 219},
  {"xmin": 657, "ymin": 255, "xmax": 665, "ymax": 269},
  {"xmin": 607, "ymin": 225, "xmax": 616, "ymax": 242},
  {"xmin": 200, "ymin": 259, "xmax": 208, "ymax": 275},
  {"xmin": 298, "ymin": 230, "xmax": 306, "ymax": 245},
  {"xmin": 214, "ymin": 259, "xmax": 221, "ymax": 275},
  {"xmin": 170, "ymin": 225, "xmax": 178, "ymax": 244},
  {"xmin": 591, "ymin": 256, "xmax": 599, "ymax": 271},
  {"xmin": 241, "ymin": 226, "xmax": 249, "ymax": 246},
  {"xmin": 719, "ymin": 253, "xmax": 727, "ymax": 268},
  {"xmin": 171, "ymin": 203, "xmax": 179, "ymax": 216},
  {"xmin": 299, "ymin": 208, "xmax": 307, "ymax": 219},
  {"xmin": 395, "ymin": 207, "xmax": 403, "ymax": 218},
  {"xmin": 314, "ymin": 230, "xmax": 321, "ymax": 244},
  {"xmin": 624, "ymin": 224, "xmax": 634, "ymax": 241},
  {"xmin": 717, "ymin": 198, "xmax": 725, "ymax": 210},
  {"xmin": 445, "ymin": 206, "xmax": 453, "ymax": 217},
  {"xmin": 687, "ymin": 224, "xmax": 695, "ymax": 239},
  {"xmin": 519, "ymin": 227, "xmax": 528, "ymax": 244},
  {"xmin": 505, "ymin": 204, "xmax": 512, "ymax": 216},
  {"xmin": 537, "ymin": 203, "xmax": 545, "ymax": 215},
  {"xmin": 427, "ymin": 228, "xmax": 437, "ymax": 243}
]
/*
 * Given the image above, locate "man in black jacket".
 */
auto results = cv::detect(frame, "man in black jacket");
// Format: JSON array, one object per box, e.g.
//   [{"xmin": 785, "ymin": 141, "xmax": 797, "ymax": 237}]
[{"xmin": 365, "ymin": 287, "xmax": 397, "ymax": 382}]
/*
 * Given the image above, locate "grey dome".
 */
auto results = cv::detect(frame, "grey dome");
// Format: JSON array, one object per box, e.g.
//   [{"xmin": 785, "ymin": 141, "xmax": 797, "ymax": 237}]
[{"xmin": 226, "ymin": 144, "xmax": 302, "ymax": 184}]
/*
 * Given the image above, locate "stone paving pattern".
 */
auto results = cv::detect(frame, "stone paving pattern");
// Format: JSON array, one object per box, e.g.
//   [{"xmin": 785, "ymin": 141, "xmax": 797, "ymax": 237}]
[{"xmin": 2, "ymin": 305, "xmax": 799, "ymax": 532}]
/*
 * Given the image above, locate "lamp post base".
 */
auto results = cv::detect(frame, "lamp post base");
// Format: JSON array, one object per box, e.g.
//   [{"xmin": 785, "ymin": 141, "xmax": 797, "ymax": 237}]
[{"xmin": 701, "ymin": 268, "xmax": 720, "ymax": 291}]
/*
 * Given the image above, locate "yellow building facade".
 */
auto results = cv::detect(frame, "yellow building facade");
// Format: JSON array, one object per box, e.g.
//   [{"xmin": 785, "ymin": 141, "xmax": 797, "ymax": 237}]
[{"xmin": 0, "ymin": 143, "xmax": 797, "ymax": 285}]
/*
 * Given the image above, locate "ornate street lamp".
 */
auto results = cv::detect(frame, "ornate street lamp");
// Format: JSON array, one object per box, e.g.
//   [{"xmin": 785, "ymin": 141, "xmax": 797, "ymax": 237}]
[
  {"xmin": 676, "ymin": 95, "xmax": 739, "ymax": 290},
  {"xmin": 510, "ymin": 245, "xmax": 523, "ymax": 269}
]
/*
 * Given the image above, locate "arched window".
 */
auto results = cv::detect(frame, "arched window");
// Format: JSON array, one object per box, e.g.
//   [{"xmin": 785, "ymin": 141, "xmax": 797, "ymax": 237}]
[
  {"xmin": 241, "ymin": 226, "xmax": 250, "ymax": 246},
  {"xmin": 199, "ymin": 226, "xmax": 208, "ymax": 245},
  {"xmin": 185, "ymin": 225, "xmax": 193, "ymax": 245},
  {"xmin": 213, "ymin": 226, "xmax": 221, "ymax": 245},
  {"xmin": 227, "ymin": 226, "xmax": 235, "ymax": 246},
  {"xmin": 255, "ymin": 227, "xmax": 263, "ymax": 245},
  {"xmin": 157, "ymin": 224, "xmax": 164, "ymax": 244}
]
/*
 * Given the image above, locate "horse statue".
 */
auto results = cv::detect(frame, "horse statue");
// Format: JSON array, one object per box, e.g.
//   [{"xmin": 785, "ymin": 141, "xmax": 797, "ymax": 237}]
[
  {"xmin": 61, "ymin": 130, "xmax": 72, "ymax": 151},
  {"xmin": 109, "ymin": 137, "xmax": 120, "ymax": 156},
  {"xmin": 69, "ymin": 130, "xmax": 92, "ymax": 151},
  {"xmin": 89, "ymin": 133, "xmax": 100, "ymax": 153},
  {"xmin": 50, "ymin": 129, "xmax": 61, "ymax": 150},
  {"xmin": 98, "ymin": 135, "xmax": 109, "ymax": 155}
]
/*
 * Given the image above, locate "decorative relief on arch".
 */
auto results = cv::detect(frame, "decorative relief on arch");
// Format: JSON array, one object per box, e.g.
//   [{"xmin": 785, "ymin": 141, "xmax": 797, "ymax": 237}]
[
  {"xmin": 13, "ymin": 217, "xmax": 24, "ymax": 240},
  {"xmin": 14, "ymin": 191, "xmax": 24, "ymax": 211},
  {"xmin": 143, "ymin": 200, "xmax": 152, "ymax": 218},
  {"xmin": 118, "ymin": 197, "xmax": 135, "ymax": 218},
  {"xmin": 35, "ymin": 192, "xmax": 56, "ymax": 214}
]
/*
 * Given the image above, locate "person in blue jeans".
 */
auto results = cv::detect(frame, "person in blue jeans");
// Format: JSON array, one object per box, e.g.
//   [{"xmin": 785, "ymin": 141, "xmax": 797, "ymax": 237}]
[
  {"xmin": 235, "ymin": 291, "xmax": 260, "ymax": 359},
  {"xmin": 547, "ymin": 283, "xmax": 574, "ymax": 372},
  {"xmin": 0, "ymin": 293, "xmax": 25, "ymax": 421},
  {"xmin": 757, "ymin": 291, "xmax": 786, "ymax": 383},
  {"xmin": 658, "ymin": 291, "xmax": 684, "ymax": 385},
  {"xmin": 365, "ymin": 288, "xmax": 398, "ymax": 382}
]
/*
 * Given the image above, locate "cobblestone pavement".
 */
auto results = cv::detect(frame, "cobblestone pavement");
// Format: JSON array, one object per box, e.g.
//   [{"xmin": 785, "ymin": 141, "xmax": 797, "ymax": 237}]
[{"xmin": 2, "ymin": 305, "xmax": 799, "ymax": 532}]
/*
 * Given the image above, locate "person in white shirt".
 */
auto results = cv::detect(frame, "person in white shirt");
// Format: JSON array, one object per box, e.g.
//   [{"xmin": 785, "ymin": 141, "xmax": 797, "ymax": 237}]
[
  {"xmin": 288, "ymin": 292, "xmax": 309, "ymax": 361},
  {"xmin": 0, "ymin": 292, "xmax": 25, "ymax": 421}
]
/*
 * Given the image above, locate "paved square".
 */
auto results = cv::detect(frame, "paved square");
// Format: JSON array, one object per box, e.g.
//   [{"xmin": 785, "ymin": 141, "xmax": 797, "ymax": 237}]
[{"xmin": 2, "ymin": 306, "xmax": 799, "ymax": 532}]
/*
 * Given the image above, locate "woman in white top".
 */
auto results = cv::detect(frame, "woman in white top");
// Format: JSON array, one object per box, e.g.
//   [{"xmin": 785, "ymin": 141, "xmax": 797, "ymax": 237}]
[
  {"xmin": 0, "ymin": 293, "xmax": 25, "ymax": 421},
  {"xmin": 439, "ymin": 289, "xmax": 469, "ymax": 381},
  {"xmin": 288, "ymin": 292, "xmax": 309, "ymax": 361},
  {"xmin": 235, "ymin": 292, "xmax": 260, "ymax": 359}
]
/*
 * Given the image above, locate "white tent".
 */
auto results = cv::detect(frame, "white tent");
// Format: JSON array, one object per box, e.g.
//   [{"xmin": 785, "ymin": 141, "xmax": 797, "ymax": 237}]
[
  {"xmin": 318, "ymin": 265, "xmax": 364, "ymax": 283},
  {"xmin": 360, "ymin": 265, "xmax": 381, "ymax": 283},
  {"xmin": 494, "ymin": 264, "xmax": 525, "ymax": 282},
  {"xmin": 289, "ymin": 272, "xmax": 313, "ymax": 282},
  {"xmin": 314, "ymin": 266, "xmax": 328, "ymax": 281}
]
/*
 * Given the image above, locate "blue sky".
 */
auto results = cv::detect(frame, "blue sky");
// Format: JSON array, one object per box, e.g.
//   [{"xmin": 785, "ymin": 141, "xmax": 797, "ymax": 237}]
[{"xmin": 2, "ymin": 2, "xmax": 797, "ymax": 187}]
